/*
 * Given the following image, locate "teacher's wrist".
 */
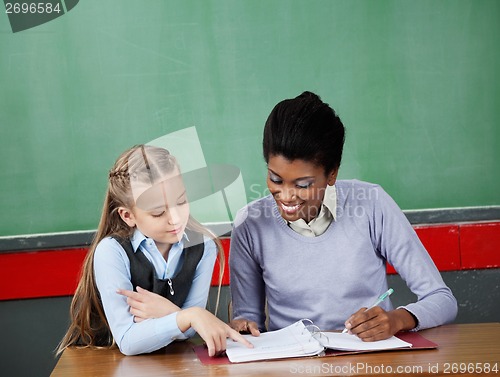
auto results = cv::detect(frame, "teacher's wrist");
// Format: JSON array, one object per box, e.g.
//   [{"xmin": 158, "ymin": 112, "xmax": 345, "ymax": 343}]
[{"xmin": 393, "ymin": 308, "xmax": 418, "ymax": 332}]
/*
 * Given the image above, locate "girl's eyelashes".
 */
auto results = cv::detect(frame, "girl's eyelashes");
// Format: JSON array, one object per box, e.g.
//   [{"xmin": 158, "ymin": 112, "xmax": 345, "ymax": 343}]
[
  {"xmin": 177, "ymin": 192, "xmax": 188, "ymax": 206},
  {"xmin": 150, "ymin": 200, "xmax": 187, "ymax": 217}
]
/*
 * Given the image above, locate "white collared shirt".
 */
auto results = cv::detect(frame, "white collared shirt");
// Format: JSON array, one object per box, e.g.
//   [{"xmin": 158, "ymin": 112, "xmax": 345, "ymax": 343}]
[{"xmin": 288, "ymin": 185, "xmax": 337, "ymax": 237}]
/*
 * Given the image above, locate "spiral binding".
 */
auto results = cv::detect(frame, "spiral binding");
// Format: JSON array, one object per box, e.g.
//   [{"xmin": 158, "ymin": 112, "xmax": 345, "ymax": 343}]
[{"xmin": 300, "ymin": 318, "xmax": 330, "ymax": 344}]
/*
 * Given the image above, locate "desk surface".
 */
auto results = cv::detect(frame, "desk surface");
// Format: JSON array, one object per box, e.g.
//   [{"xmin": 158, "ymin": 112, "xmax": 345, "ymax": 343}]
[{"xmin": 51, "ymin": 323, "xmax": 500, "ymax": 377}]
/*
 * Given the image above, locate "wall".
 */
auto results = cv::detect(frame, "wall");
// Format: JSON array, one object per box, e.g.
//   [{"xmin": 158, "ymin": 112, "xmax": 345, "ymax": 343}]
[{"xmin": 1, "ymin": 0, "xmax": 499, "ymax": 237}]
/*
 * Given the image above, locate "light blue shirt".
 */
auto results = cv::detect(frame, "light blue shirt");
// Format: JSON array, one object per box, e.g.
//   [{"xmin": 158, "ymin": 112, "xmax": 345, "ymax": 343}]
[{"xmin": 94, "ymin": 228, "xmax": 217, "ymax": 355}]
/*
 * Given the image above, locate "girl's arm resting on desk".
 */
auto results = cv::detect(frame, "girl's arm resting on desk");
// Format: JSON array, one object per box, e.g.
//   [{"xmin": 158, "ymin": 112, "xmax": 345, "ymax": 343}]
[
  {"xmin": 116, "ymin": 288, "xmax": 254, "ymax": 356},
  {"xmin": 116, "ymin": 233, "xmax": 218, "ymax": 324},
  {"xmin": 117, "ymin": 286, "xmax": 181, "ymax": 322},
  {"xmin": 94, "ymin": 237, "xmax": 216, "ymax": 355},
  {"xmin": 176, "ymin": 307, "xmax": 254, "ymax": 356},
  {"xmin": 94, "ymin": 241, "xmax": 188, "ymax": 355}
]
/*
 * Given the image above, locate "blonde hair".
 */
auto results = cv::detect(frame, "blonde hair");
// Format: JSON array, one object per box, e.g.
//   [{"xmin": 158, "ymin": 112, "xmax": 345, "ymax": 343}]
[{"xmin": 56, "ymin": 145, "xmax": 224, "ymax": 356}]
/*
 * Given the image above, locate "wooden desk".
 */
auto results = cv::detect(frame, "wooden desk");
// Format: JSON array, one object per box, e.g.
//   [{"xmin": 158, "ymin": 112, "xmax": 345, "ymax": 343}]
[{"xmin": 51, "ymin": 323, "xmax": 500, "ymax": 377}]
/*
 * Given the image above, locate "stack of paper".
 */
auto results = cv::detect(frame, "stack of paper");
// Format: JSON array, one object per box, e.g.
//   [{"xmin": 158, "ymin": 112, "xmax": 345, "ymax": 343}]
[{"xmin": 225, "ymin": 320, "xmax": 324, "ymax": 363}]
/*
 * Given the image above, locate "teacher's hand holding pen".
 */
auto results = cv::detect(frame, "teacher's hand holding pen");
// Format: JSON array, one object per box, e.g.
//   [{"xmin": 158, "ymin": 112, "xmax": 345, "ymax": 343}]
[{"xmin": 343, "ymin": 288, "xmax": 418, "ymax": 342}]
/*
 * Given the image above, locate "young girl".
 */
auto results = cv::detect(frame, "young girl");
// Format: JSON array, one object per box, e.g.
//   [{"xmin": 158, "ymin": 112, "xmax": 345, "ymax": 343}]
[
  {"xmin": 229, "ymin": 91, "xmax": 457, "ymax": 341},
  {"xmin": 57, "ymin": 144, "xmax": 251, "ymax": 356}
]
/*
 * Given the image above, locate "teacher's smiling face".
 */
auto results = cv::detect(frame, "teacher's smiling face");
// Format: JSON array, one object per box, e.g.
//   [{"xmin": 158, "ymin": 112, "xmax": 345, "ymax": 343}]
[{"xmin": 267, "ymin": 154, "xmax": 338, "ymax": 223}]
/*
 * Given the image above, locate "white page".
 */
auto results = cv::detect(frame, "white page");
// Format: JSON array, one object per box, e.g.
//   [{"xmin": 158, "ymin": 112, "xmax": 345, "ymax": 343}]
[
  {"xmin": 226, "ymin": 321, "xmax": 324, "ymax": 362},
  {"xmin": 319, "ymin": 332, "xmax": 412, "ymax": 351}
]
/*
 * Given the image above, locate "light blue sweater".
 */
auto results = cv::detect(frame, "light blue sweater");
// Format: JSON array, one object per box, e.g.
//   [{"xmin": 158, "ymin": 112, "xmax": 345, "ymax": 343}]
[{"xmin": 230, "ymin": 180, "xmax": 457, "ymax": 332}]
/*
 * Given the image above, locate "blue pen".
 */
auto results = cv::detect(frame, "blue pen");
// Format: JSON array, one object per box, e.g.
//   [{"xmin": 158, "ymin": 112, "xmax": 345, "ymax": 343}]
[{"xmin": 342, "ymin": 288, "xmax": 394, "ymax": 333}]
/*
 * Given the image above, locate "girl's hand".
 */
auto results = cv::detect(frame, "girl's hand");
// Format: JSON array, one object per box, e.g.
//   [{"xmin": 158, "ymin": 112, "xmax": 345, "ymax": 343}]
[
  {"xmin": 229, "ymin": 318, "xmax": 261, "ymax": 336},
  {"xmin": 117, "ymin": 286, "xmax": 180, "ymax": 322},
  {"xmin": 177, "ymin": 307, "xmax": 254, "ymax": 357},
  {"xmin": 344, "ymin": 307, "xmax": 417, "ymax": 341}
]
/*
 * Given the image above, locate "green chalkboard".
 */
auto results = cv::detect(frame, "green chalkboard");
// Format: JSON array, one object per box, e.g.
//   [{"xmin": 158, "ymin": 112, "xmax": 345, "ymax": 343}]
[{"xmin": 1, "ymin": 0, "xmax": 499, "ymax": 237}]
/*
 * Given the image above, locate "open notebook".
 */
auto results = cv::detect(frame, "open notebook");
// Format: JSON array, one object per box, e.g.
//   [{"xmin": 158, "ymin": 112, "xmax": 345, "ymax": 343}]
[
  {"xmin": 225, "ymin": 320, "xmax": 326, "ymax": 363},
  {"xmin": 194, "ymin": 319, "xmax": 437, "ymax": 364}
]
